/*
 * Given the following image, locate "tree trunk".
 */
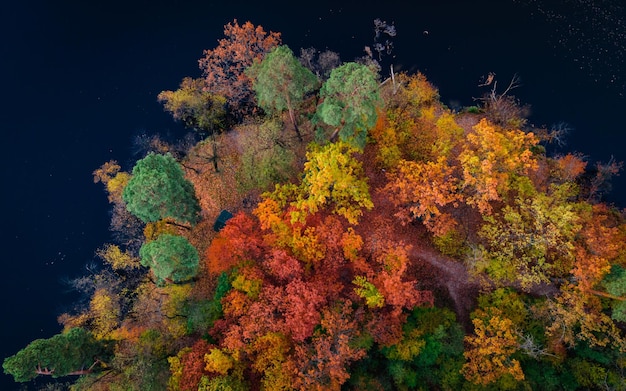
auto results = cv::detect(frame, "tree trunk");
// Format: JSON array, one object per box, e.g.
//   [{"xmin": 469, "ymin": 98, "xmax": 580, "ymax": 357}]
[
  {"xmin": 586, "ymin": 289, "xmax": 626, "ymax": 301},
  {"xmin": 286, "ymin": 94, "xmax": 302, "ymax": 141},
  {"xmin": 211, "ymin": 134, "xmax": 219, "ymax": 172}
]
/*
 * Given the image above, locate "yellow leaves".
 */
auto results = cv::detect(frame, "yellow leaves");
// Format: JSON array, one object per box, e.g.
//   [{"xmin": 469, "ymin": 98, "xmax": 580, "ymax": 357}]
[
  {"xmin": 204, "ymin": 348, "xmax": 235, "ymax": 375},
  {"xmin": 433, "ymin": 111, "xmax": 463, "ymax": 157},
  {"xmin": 90, "ymin": 288, "xmax": 120, "ymax": 339},
  {"xmin": 477, "ymin": 184, "xmax": 583, "ymax": 291},
  {"xmin": 383, "ymin": 328, "xmax": 425, "ymax": 361},
  {"xmin": 300, "ymin": 142, "xmax": 373, "ymax": 224},
  {"xmin": 247, "ymin": 332, "xmax": 294, "ymax": 390},
  {"xmin": 459, "ymin": 118, "xmax": 539, "ymax": 214},
  {"xmin": 290, "ymin": 226, "xmax": 326, "ymax": 265},
  {"xmin": 258, "ymin": 142, "xmax": 372, "ymax": 226},
  {"xmin": 542, "ymin": 284, "xmax": 626, "ymax": 352},
  {"xmin": 370, "ymin": 111, "xmax": 403, "ymax": 168},
  {"xmin": 232, "ymin": 273, "xmax": 262, "ymax": 299},
  {"xmin": 353, "ymin": 276, "xmax": 385, "ymax": 308},
  {"xmin": 96, "ymin": 244, "xmax": 140, "ymax": 270},
  {"xmin": 106, "ymin": 172, "xmax": 131, "ymax": 203},
  {"xmin": 462, "ymin": 308, "xmax": 524, "ymax": 385},
  {"xmin": 143, "ymin": 220, "xmax": 177, "ymax": 242},
  {"xmin": 403, "ymin": 72, "xmax": 439, "ymax": 108},
  {"xmin": 93, "ymin": 160, "xmax": 131, "ymax": 203}
]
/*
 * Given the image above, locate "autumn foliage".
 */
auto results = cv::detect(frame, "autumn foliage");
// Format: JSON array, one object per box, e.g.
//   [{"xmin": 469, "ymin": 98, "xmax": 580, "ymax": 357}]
[
  {"xmin": 7, "ymin": 20, "xmax": 626, "ymax": 391},
  {"xmin": 199, "ymin": 19, "xmax": 281, "ymax": 117}
]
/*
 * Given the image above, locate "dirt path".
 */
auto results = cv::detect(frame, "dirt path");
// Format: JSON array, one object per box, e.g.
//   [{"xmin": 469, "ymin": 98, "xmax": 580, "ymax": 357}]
[
  {"xmin": 409, "ymin": 245, "xmax": 480, "ymax": 328},
  {"xmin": 360, "ymin": 159, "xmax": 481, "ymax": 329}
]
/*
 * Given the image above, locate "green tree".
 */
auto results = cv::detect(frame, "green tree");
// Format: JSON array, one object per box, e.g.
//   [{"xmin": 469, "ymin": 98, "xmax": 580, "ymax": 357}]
[
  {"xmin": 3, "ymin": 328, "xmax": 110, "ymax": 382},
  {"xmin": 316, "ymin": 62, "xmax": 380, "ymax": 149},
  {"xmin": 123, "ymin": 153, "xmax": 200, "ymax": 225},
  {"xmin": 236, "ymin": 120, "xmax": 297, "ymax": 192},
  {"xmin": 602, "ymin": 265, "xmax": 626, "ymax": 322},
  {"xmin": 248, "ymin": 45, "xmax": 318, "ymax": 140},
  {"xmin": 139, "ymin": 234, "xmax": 199, "ymax": 284}
]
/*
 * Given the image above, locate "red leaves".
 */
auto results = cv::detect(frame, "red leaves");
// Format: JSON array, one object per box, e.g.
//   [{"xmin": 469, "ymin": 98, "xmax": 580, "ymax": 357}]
[
  {"xmin": 177, "ymin": 340, "xmax": 213, "ymax": 391},
  {"xmin": 206, "ymin": 195, "xmax": 432, "ymax": 388},
  {"xmin": 205, "ymin": 212, "xmax": 265, "ymax": 274}
]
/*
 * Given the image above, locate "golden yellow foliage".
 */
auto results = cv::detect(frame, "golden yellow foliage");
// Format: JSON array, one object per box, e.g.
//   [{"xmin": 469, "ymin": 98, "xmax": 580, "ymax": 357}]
[
  {"xmin": 90, "ymin": 288, "xmax": 120, "ymax": 339},
  {"xmin": 462, "ymin": 308, "xmax": 524, "ymax": 385},
  {"xmin": 459, "ymin": 118, "xmax": 539, "ymax": 214},
  {"xmin": 97, "ymin": 243, "xmax": 141, "ymax": 270},
  {"xmin": 106, "ymin": 172, "xmax": 131, "ymax": 203},
  {"xmin": 298, "ymin": 142, "xmax": 373, "ymax": 225},
  {"xmin": 205, "ymin": 348, "xmax": 235, "ymax": 375}
]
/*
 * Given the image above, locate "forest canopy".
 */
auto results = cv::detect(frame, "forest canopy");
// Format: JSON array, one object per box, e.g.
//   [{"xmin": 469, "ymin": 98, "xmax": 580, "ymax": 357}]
[{"xmin": 4, "ymin": 19, "xmax": 626, "ymax": 391}]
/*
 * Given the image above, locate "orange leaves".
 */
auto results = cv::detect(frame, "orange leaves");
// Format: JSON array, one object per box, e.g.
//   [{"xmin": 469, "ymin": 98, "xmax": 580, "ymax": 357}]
[
  {"xmin": 462, "ymin": 308, "xmax": 524, "ymax": 385},
  {"xmin": 556, "ymin": 153, "xmax": 587, "ymax": 181},
  {"xmin": 293, "ymin": 302, "xmax": 366, "ymax": 391},
  {"xmin": 403, "ymin": 71, "xmax": 439, "ymax": 108},
  {"xmin": 572, "ymin": 204, "xmax": 625, "ymax": 293},
  {"xmin": 459, "ymin": 118, "xmax": 539, "ymax": 214},
  {"xmin": 341, "ymin": 228, "xmax": 363, "ymax": 262},
  {"xmin": 384, "ymin": 156, "xmax": 460, "ymax": 236},
  {"xmin": 93, "ymin": 160, "xmax": 130, "ymax": 203},
  {"xmin": 205, "ymin": 212, "xmax": 264, "ymax": 275},
  {"xmin": 199, "ymin": 20, "xmax": 281, "ymax": 115}
]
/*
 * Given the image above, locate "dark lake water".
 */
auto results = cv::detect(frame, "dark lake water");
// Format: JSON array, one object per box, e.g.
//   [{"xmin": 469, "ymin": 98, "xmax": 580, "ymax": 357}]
[{"xmin": 1, "ymin": 0, "xmax": 624, "ymax": 389}]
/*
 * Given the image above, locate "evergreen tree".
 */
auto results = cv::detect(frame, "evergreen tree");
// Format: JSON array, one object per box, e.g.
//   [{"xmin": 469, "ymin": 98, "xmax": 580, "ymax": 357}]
[
  {"xmin": 3, "ymin": 328, "xmax": 110, "ymax": 382},
  {"xmin": 139, "ymin": 234, "xmax": 199, "ymax": 284},
  {"xmin": 123, "ymin": 153, "xmax": 200, "ymax": 225}
]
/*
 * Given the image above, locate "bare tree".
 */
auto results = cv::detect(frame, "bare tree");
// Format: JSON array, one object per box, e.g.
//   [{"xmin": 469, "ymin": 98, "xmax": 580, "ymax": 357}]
[{"xmin": 477, "ymin": 73, "xmax": 530, "ymax": 129}]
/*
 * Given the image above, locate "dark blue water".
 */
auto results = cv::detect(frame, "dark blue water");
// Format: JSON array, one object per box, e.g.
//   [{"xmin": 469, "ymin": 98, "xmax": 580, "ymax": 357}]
[{"xmin": 2, "ymin": 1, "xmax": 624, "ymax": 389}]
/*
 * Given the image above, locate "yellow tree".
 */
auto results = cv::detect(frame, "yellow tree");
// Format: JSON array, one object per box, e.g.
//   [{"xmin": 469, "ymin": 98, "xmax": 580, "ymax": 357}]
[
  {"xmin": 93, "ymin": 160, "xmax": 131, "ymax": 203},
  {"xmin": 541, "ymin": 283, "xmax": 626, "ymax": 352},
  {"xmin": 296, "ymin": 142, "xmax": 373, "ymax": 225},
  {"xmin": 477, "ymin": 183, "xmax": 583, "ymax": 290},
  {"xmin": 459, "ymin": 118, "xmax": 539, "ymax": 214},
  {"xmin": 462, "ymin": 307, "xmax": 524, "ymax": 385}
]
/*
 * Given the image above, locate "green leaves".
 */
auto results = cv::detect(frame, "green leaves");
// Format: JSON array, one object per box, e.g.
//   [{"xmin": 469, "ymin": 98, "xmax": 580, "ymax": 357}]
[
  {"xmin": 353, "ymin": 276, "xmax": 385, "ymax": 308},
  {"xmin": 139, "ymin": 234, "xmax": 199, "ymax": 284},
  {"xmin": 316, "ymin": 62, "xmax": 380, "ymax": 149},
  {"xmin": 123, "ymin": 153, "xmax": 200, "ymax": 225},
  {"xmin": 3, "ymin": 328, "xmax": 108, "ymax": 382},
  {"xmin": 248, "ymin": 45, "xmax": 318, "ymax": 120}
]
